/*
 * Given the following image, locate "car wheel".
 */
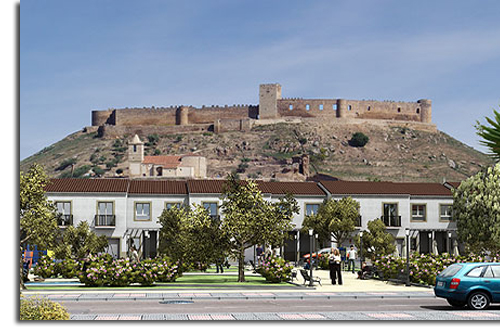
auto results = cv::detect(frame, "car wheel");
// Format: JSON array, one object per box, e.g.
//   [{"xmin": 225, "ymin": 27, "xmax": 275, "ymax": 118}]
[
  {"xmin": 467, "ymin": 291, "xmax": 490, "ymax": 310},
  {"xmin": 447, "ymin": 299, "xmax": 466, "ymax": 308}
]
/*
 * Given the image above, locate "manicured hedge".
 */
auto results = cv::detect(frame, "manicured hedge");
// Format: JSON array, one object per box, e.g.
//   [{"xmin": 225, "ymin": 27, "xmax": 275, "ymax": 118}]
[
  {"xmin": 33, "ymin": 254, "xmax": 180, "ymax": 287},
  {"xmin": 374, "ymin": 252, "xmax": 500, "ymax": 286}
]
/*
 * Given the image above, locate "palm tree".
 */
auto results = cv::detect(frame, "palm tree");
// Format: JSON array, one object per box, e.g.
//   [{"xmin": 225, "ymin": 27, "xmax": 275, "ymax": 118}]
[{"xmin": 476, "ymin": 108, "xmax": 500, "ymax": 162}]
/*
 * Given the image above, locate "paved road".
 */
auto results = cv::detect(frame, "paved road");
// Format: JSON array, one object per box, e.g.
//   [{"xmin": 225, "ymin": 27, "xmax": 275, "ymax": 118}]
[{"xmin": 46, "ymin": 295, "xmax": 500, "ymax": 320}]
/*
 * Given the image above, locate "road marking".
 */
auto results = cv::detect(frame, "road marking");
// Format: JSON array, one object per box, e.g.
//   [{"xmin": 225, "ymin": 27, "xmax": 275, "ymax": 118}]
[
  {"xmin": 454, "ymin": 312, "xmax": 500, "ymax": 318},
  {"xmin": 367, "ymin": 313, "xmax": 414, "ymax": 319}
]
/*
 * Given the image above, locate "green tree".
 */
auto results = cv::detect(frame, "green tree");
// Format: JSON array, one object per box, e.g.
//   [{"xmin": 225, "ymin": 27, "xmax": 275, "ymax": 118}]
[
  {"xmin": 302, "ymin": 197, "xmax": 360, "ymax": 247},
  {"xmin": 220, "ymin": 175, "xmax": 299, "ymax": 282},
  {"xmin": 185, "ymin": 205, "xmax": 230, "ymax": 269},
  {"xmin": 157, "ymin": 205, "xmax": 191, "ymax": 265},
  {"xmin": 53, "ymin": 221, "xmax": 108, "ymax": 259},
  {"xmin": 453, "ymin": 163, "xmax": 500, "ymax": 253},
  {"xmin": 354, "ymin": 219, "xmax": 396, "ymax": 260},
  {"xmin": 476, "ymin": 108, "xmax": 500, "ymax": 162},
  {"xmin": 20, "ymin": 164, "xmax": 60, "ymax": 289}
]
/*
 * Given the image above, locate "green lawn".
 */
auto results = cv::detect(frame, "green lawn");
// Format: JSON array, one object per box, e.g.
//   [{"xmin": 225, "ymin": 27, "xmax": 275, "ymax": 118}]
[{"xmin": 25, "ymin": 272, "xmax": 291, "ymax": 291}]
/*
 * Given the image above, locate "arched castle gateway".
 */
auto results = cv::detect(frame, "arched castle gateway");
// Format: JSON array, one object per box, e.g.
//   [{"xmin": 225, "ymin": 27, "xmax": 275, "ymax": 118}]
[{"xmin": 89, "ymin": 83, "xmax": 434, "ymax": 137}]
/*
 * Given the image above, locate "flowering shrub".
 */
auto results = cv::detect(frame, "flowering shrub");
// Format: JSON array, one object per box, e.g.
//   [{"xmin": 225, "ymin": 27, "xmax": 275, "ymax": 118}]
[
  {"xmin": 374, "ymin": 252, "xmax": 500, "ymax": 286},
  {"xmin": 148, "ymin": 257, "xmax": 180, "ymax": 282},
  {"xmin": 257, "ymin": 256, "xmax": 293, "ymax": 283},
  {"xmin": 59, "ymin": 258, "xmax": 80, "ymax": 278},
  {"xmin": 33, "ymin": 255, "xmax": 59, "ymax": 278}
]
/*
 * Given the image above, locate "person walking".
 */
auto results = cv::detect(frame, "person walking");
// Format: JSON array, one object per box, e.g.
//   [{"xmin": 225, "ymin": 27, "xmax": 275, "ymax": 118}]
[
  {"xmin": 215, "ymin": 258, "xmax": 224, "ymax": 273},
  {"xmin": 130, "ymin": 245, "xmax": 140, "ymax": 264},
  {"xmin": 347, "ymin": 245, "xmax": 357, "ymax": 274},
  {"xmin": 330, "ymin": 248, "xmax": 343, "ymax": 285}
]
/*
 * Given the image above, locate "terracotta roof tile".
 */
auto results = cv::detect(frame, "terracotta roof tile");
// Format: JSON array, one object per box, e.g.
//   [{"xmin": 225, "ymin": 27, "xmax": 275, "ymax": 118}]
[
  {"xmin": 142, "ymin": 156, "xmax": 182, "ymax": 168},
  {"xmin": 320, "ymin": 180, "xmax": 452, "ymax": 196},
  {"xmin": 186, "ymin": 179, "xmax": 228, "ymax": 194},
  {"xmin": 45, "ymin": 178, "xmax": 130, "ymax": 193},
  {"xmin": 129, "ymin": 180, "xmax": 187, "ymax": 194},
  {"xmin": 258, "ymin": 181, "xmax": 326, "ymax": 195}
]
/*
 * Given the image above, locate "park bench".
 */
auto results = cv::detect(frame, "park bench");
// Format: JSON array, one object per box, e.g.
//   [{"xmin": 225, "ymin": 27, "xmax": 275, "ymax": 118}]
[{"xmin": 300, "ymin": 269, "xmax": 322, "ymax": 286}]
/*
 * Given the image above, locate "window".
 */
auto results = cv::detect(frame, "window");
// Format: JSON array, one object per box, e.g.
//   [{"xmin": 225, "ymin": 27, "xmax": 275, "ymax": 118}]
[
  {"xmin": 367, "ymin": 106, "xmax": 371, "ymax": 111},
  {"xmin": 203, "ymin": 202, "xmax": 218, "ymax": 217},
  {"xmin": 135, "ymin": 202, "xmax": 151, "ymax": 221},
  {"xmin": 416, "ymin": 108, "xmax": 420, "ymax": 114},
  {"xmin": 466, "ymin": 266, "xmax": 485, "ymax": 278},
  {"xmin": 165, "ymin": 202, "xmax": 182, "ymax": 210},
  {"xmin": 490, "ymin": 265, "xmax": 500, "ymax": 278},
  {"xmin": 382, "ymin": 203, "xmax": 400, "ymax": 227},
  {"xmin": 348, "ymin": 105, "xmax": 352, "ymax": 111},
  {"xmin": 56, "ymin": 201, "xmax": 71, "ymax": 215},
  {"xmin": 289, "ymin": 104, "xmax": 293, "ymax": 111},
  {"xmin": 411, "ymin": 204, "xmax": 426, "ymax": 222},
  {"xmin": 133, "ymin": 145, "xmax": 137, "ymax": 152},
  {"xmin": 98, "ymin": 202, "xmax": 114, "ymax": 216},
  {"xmin": 305, "ymin": 204, "xmax": 320, "ymax": 216},
  {"xmin": 319, "ymin": 104, "xmax": 323, "ymax": 111},
  {"xmin": 333, "ymin": 104, "xmax": 337, "ymax": 111},
  {"xmin": 397, "ymin": 107, "xmax": 401, "ymax": 113},
  {"xmin": 97, "ymin": 201, "xmax": 115, "ymax": 227},
  {"xmin": 56, "ymin": 201, "xmax": 72, "ymax": 226},
  {"xmin": 484, "ymin": 266, "xmax": 494, "ymax": 278},
  {"xmin": 306, "ymin": 104, "xmax": 310, "ymax": 111},
  {"xmin": 440, "ymin": 204, "xmax": 453, "ymax": 222}
]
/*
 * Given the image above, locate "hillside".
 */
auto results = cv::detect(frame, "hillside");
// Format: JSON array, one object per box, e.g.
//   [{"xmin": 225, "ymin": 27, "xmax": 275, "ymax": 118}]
[{"xmin": 20, "ymin": 120, "xmax": 493, "ymax": 183}]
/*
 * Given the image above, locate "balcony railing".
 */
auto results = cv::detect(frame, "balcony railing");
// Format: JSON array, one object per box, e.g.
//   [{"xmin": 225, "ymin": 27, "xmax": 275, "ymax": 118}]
[
  {"xmin": 381, "ymin": 215, "xmax": 401, "ymax": 227},
  {"xmin": 58, "ymin": 214, "xmax": 73, "ymax": 227},
  {"xmin": 94, "ymin": 214, "xmax": 116, "ymax": 227}
]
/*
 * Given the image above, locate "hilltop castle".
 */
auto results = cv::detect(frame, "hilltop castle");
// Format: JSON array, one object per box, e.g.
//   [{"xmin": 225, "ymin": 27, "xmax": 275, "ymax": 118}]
[{"xmin": 89, "ymin": 83, "xmax": 435, "ymax": 138}]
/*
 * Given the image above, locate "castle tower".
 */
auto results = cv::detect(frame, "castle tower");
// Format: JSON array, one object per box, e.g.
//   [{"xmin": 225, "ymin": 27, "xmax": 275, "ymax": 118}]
[
  {"xmin": 259, "ymin": 83, "xmax": 282, "ymax": 119},
  {"xmin": 128, "ymin": 134, "xmax": 144, "ymax": 177},
  {"xmin": 418, "ymin": 99, "xmax": 432, "ymax": 123},
  {"xmin": 336, "ymin": 99, "xmax": 347, "ymax": 118},
  {"xmin": 176, "ymin": 106, "xmax": 189, "ymax": 125}
]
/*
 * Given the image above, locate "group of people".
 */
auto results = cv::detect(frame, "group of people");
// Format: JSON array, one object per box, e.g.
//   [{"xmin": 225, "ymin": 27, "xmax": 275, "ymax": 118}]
[{"xmin": 303, "ymin": 245, "xmax": 358, "ymax": 285}]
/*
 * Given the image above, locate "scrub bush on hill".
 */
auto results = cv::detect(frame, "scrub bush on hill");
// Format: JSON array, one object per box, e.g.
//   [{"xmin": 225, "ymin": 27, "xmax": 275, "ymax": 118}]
[
  {"xmin": 374, "ymin": 252, "xmax": 500, "ymax": 286},
  {"xmin": 257, "ymin": 256, "xmax": 293, "ymax": 283}
]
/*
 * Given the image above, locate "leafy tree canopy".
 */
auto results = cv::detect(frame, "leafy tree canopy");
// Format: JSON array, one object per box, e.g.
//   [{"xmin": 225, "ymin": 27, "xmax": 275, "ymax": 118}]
[
  {"xmin": 453, "ymin": 163, "xmax": 500, "ymax": 253},
  {"xmin": 302, "ymin": 197, "xmax": 360, "ymax": 247},
  {"xmin": 53, "ymin": 221, "xmax": 108, "ymax": 260},
  {"xmin": 476, "ymin": 108, "xmax": 500, "ymax": 162},
  {"xmin": 355, "ymin": 219, "xmax": 396, "ymax": 260}
]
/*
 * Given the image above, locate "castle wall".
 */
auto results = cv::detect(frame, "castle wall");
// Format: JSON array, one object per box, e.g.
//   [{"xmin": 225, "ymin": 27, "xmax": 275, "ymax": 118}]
[
  {"xmin": 214, "ymin": 118, "xmax": 252, "ymax": 133},
  {"xmin": 98, "ymin": 124, "xmax": 212, "ymax": 138},
  {"xmin": 278, "ymin": 98, "xmax": 430, "ymax": 122},
  {"xmin": 277, "ymin": 98, "xmax": 338, "ymax": 117}
]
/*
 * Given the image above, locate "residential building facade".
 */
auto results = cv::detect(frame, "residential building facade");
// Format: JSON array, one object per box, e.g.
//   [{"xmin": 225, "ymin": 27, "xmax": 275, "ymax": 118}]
[{"xmin": 45, "ymin": 178, "xmax": 458, "ymax": 262}]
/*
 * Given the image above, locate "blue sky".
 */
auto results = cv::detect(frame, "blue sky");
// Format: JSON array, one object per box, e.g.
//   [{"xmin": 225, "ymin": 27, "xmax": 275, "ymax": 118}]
[{"xmin": 19, "ymin": 0, "xmax": 500, "ymax": 160}]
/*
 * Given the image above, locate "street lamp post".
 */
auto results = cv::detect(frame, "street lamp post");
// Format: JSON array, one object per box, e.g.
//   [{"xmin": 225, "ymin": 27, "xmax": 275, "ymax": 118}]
[
  {"xmin": 448, "ymin": 231, "xmax": 452, "ymax": 254},
  {"xmin": 309, "ymin": 229, "xmax": 313, "ymax": 286},
  {"xmin": 359, "ymin": 231, "xmax": 364, "ymax": 271},
  {"xmin": 294, "ymin": 233, "xmax": 297, "ymax": 267},
  {"xmin": 405, "ymin": 229, "xmax": 410, "ymax": 286},
  {"xmin": 428, "ymin": 232, "xmax": 432, "ymax": 254}
]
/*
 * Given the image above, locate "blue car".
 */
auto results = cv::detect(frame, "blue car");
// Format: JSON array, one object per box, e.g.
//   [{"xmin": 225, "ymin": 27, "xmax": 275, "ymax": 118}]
[{"xmin": 434, "ymin": 262, "xmax": 500, "ymax": 310}]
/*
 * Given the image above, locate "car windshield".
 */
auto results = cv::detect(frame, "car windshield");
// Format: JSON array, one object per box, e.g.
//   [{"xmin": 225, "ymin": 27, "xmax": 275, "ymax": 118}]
[{"xmin": 438, "ymin": 264, "xmax": 463, "ymax": 277}]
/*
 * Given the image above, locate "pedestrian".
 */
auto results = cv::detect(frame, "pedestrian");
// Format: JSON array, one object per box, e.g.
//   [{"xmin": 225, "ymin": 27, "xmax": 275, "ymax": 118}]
[
  {"xmin": 215, "ymin": 258, "xmax": 224, "ymax": 273},
  {"xmin": 304, "ymin": 258, "xmax": 311, "ymax": 270},
  {"xmin": 347, "ymin": 245, "xmax": 357, "ymax": 274},
  {"xmin": 256, "ymin": 245, "xmax": 263, "ymax": 265},
  {"xmin": 330, "ymin": 248, "xmax": 342, "ymax": 285},
  {"xmin": 130, "ymin": 245, "xmax": 140, "ymax": 264}
]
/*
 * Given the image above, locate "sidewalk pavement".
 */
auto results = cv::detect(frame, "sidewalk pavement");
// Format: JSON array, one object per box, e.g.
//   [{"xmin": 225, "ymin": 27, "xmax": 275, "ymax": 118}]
[{"xmin": 22, "ymin": 267, "xmax": 433, "ymax": 298}]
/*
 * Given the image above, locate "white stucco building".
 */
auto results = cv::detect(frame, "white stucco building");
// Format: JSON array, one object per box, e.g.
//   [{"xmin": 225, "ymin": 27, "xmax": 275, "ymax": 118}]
[{"xmin": 45, "ymin": 178, "xmax": 458, "ymax": 261}]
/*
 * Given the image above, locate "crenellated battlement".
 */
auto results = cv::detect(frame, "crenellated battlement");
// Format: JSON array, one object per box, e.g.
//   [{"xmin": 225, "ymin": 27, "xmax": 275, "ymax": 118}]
[{"xmin": 91, "ymin": 83, "xmax": 433, "ymax": 136}]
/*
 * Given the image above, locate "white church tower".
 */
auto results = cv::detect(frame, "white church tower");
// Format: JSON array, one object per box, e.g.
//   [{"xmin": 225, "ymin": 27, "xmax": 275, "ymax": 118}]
[{"xmin": 128, "ymin": 134, "xmax": 144, "ymax": 177}]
